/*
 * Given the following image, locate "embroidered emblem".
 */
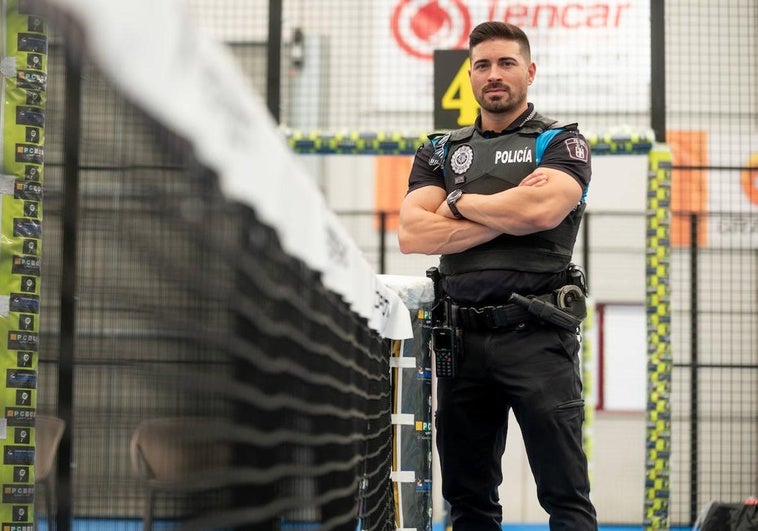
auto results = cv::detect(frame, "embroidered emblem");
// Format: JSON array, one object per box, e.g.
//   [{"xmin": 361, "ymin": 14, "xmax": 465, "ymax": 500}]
[
  {"xmin": 450, "ymin": 144, "xmax": 473, "ymax": 175},
  {"xmin": 564, "ymin": 137, "xmax": 589, "ymax": 162},
  {"xmin": 428, "ymin": 133, "xmax": 450, "ymax": 170}
]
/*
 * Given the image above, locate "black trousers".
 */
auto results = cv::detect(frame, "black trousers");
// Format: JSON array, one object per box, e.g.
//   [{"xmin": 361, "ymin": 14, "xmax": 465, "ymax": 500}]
[{"xmin": 436, "ymin": 323, "xmax": 598, "ymax": 531}]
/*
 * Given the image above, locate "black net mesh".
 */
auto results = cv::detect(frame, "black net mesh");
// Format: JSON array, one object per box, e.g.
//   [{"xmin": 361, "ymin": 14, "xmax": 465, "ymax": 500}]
[{"xmin": 37, "ymin": 9, "xmax": 394, "ymax": 531}]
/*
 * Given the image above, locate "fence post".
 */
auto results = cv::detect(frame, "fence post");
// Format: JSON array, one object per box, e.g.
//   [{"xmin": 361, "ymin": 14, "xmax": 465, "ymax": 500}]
[
  {"xmin": 378, "ymin": 211, "xmax": 387, "ymax": 274},
  {"xmin": 688, "ymin": 212, "xmax": 700, "ymax": 524}
]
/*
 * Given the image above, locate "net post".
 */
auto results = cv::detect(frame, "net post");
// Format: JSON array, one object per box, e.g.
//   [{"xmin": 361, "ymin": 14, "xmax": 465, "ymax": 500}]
[
  {"xmin": 581, "ymin": 300, "xmax": 594, "ymax": 483},
  {"xmin": 643, "ymin": 144, "xmax": 673, "ymax": 530}
]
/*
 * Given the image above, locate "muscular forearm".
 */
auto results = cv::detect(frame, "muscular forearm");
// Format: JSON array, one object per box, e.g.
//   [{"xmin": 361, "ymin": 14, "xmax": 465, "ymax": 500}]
[
  {"xmin": 398, "ymin": 207, "xmax": 500, "ymax": 255},
  {"xmin": 455, "ymin": 169, "xmax": 582, "ymax": 236},
  {"xmin": 455, "ymin": 188, "xmax": 553, "ymax": 236}
]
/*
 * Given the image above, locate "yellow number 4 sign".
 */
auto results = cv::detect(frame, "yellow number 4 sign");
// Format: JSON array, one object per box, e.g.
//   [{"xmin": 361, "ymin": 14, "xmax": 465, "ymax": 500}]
[{"xmin": 434, "ymin": 49, "xmax": 478, "ymax": 129}]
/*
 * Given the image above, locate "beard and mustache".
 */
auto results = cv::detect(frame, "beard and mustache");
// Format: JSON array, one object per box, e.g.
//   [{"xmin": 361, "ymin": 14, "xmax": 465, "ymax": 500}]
[{"xmin": 477, "ymin": 82, "xmax": 527, "ymax": 114}]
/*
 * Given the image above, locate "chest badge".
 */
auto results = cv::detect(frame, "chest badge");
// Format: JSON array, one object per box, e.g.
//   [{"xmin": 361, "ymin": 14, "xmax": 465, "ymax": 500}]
[{"xmin": 450, "ymin": 144, "xmax": 473, "ymax": 178}]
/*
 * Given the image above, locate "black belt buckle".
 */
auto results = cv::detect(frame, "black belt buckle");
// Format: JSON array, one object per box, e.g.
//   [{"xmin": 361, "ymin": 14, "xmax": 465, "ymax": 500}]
[
  {"xmin": 454, "ymin": 303, "xmax": 528, "ymax": 330},
  {"xmin": 471, "ymin": 305, "xmax": 494, "ymax": 328},
  {"xmin": 486, "ymin": 305, "xmax": 510, "ymax": 328}
]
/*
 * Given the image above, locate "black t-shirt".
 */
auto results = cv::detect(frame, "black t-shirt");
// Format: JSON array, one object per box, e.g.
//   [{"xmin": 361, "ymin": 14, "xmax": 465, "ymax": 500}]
[{"xmin": 406, "ymin": 105, "xmax": 591, "ymax": 305}]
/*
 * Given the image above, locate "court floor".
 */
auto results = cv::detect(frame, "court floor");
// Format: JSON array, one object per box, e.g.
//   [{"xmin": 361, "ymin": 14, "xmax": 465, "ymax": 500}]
[
  {"xmin": 34, "ymin": 519, "xmax": 691, "ymax": 530},
  {"xmin": 437, "ymin": 524, "xmax": 690, "ymax": 531}
]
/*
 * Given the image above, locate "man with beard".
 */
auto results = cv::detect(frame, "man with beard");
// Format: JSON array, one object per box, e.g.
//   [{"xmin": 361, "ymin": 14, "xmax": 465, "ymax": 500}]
[{"xmin": 398, "ymin": 21, "xmax": 598, "ymax": 531}]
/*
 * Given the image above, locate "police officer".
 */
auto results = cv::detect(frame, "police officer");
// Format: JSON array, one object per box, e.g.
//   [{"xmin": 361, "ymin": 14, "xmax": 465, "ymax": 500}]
[{"xmin": 398, "ymin": 21, "xmax": 598, "ymax": 531}]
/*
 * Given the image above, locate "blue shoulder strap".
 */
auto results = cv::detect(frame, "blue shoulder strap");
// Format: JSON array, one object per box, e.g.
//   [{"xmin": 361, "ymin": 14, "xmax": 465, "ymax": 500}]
[{"xmin": 535, "ymin": 128, "xmax": 563, "ymax": 165}]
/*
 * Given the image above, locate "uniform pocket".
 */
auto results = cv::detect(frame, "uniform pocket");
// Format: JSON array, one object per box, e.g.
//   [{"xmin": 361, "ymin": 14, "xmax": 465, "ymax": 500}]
[{"xmin": 556, "ymin": 398, "xmax": 585, "ymax": 410}]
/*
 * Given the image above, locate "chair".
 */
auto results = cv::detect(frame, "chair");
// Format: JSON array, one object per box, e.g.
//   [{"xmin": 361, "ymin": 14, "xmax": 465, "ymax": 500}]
[
  {"xmin": 130, "ymin": 417, "xmax": 230, "ymax": 531},
  {"xmin": 35, "ymin": 415, "xmax": 66, "ymax": 531}
]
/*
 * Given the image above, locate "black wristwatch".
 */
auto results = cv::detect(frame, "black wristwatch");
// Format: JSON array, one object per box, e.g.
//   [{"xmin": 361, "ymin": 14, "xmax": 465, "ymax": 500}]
[{"xmin": 446, "ymin": 188, "xmax": 464, "ymax": 219}]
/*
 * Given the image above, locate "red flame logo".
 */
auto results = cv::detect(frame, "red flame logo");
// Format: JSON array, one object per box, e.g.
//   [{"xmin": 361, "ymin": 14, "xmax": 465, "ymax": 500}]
[
  {"xmin": 392, "ymin": 0, "xmax": 471, "ymax": 60},
  {"xmin": 411, "ymin": 1, "xmax": 452, "ymax": 41}
]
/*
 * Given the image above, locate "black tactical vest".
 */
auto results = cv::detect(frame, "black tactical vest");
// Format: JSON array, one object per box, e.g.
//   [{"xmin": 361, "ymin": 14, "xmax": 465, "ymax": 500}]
[{"xmin": 430, "ymin": 113, "xmax": 586, "ymax": 275}]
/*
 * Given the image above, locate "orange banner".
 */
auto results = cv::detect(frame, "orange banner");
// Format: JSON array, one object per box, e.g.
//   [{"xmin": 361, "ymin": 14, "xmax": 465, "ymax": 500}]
[
  {"xmin": 742, "ymin": 153, "xmax": 758, "ymax": 207},
  {"xmin": 374, "ymin": 155, "xmax": 413, "ymax": 231},
  {"xmin": 668, "ymin": 130, "xmax": 708, "ymax": 247}
]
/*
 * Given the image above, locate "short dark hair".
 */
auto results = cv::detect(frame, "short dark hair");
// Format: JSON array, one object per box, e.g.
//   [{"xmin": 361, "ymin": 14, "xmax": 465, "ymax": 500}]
[{"xmin": 468, "ymin": 21, "xmax": 531, "ymax": 62}]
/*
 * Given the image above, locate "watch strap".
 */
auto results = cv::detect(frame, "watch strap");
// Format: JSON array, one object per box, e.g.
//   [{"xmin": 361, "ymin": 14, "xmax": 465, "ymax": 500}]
[{"xmin": 447, "ymin": 189, "xmax": 463, "ymax": 219}]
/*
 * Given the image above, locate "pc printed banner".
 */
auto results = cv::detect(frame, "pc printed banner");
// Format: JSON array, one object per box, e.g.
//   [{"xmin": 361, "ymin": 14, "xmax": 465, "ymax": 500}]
[{"xmin": 0, "ymin": 1, "xmax": 47, "ymax": 528}]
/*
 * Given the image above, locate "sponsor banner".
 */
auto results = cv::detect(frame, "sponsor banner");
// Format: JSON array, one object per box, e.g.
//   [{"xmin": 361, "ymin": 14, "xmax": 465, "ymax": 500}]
[
  {"xmin": 1, "ymin": 1, "xmax": 46, "ymax": 526},
  {"xmin": 668, "ymin": 131, "xmax": 709, "ymax": 248},
  {"xmin": 706, "ymin": 134, "xmax": 758, "ymax": 249},
  {"xmin": 378, "ymin": 0, "xmax": 649, "ymax": 113},
  {"xmin": 669, "ymin": 131, "xmax": 758, "ymax": 249}
]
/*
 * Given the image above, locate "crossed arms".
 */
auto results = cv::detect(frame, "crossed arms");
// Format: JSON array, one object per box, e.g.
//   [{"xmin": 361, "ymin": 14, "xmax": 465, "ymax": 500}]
[{"xmin": 397, "ymin": 168, "xmax": 583, "ymax": 256}]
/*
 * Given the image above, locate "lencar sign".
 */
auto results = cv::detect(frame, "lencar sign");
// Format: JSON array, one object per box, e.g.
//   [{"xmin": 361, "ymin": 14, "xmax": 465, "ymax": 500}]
[
  {"xmin": 488, "ymin": 1, "xmax": 632, "ymax": 28},
  {"xmin": 390, "ymin": 0, "xmax": 634, "ymax": 60},
  {"xmin": 378, "ymin": 0, "xmax": 647, "ymax": 113}
]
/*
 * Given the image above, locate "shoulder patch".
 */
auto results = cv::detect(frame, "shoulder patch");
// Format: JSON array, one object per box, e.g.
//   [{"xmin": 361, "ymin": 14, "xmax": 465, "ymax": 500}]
[
  {"xmin": 564, "ymin": 137, "xmax": 590, "ymax": 162},
  {"xmin": 428, "ymin": 132, "xmax": 451, "ymax": 170}
]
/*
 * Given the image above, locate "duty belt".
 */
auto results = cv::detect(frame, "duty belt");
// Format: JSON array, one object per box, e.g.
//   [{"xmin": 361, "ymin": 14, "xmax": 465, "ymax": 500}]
[{"xmin": 450, "ymin": 294, "xmax": 553, "ymax": 331}]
